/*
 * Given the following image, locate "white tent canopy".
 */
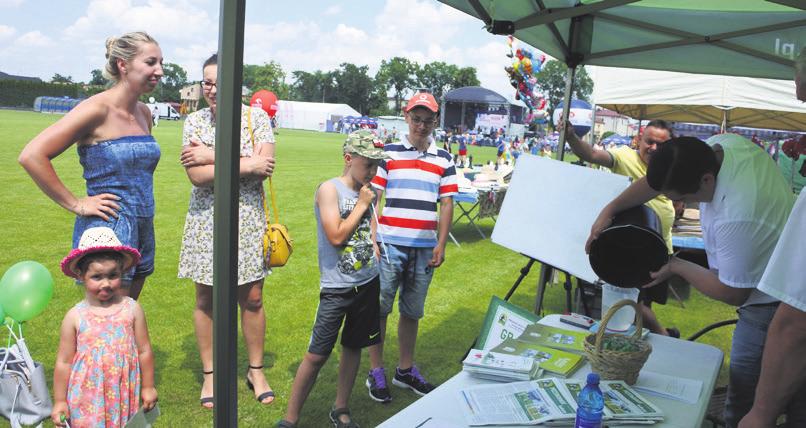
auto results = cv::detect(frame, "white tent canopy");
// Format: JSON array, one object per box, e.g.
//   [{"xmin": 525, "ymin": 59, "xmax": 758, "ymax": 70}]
[
  {"xmin": 438, "ymin": 0, "xmax": 806, "ymax": 159},
  {"xmin": 276, "ymin": 100, "xmax": 360, "ymax": 132},
  {"xmin": 592, "ymin": 66, "xmax": 806, "ymax": 131},
  {"xmin": 438, "ymin": 1, "xmax": 805, "ymax": 80}
]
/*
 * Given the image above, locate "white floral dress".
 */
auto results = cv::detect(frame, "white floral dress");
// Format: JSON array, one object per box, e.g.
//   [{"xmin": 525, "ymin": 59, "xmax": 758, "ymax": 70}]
[{"xmin": 178, "ymin": 106, "xmax": 275, "ymax": 286}]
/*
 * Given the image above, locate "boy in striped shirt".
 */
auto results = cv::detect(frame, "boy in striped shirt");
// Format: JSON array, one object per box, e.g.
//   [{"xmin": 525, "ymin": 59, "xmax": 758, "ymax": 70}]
[{"xmin": 366, "ymin": 92, "xmax": 458, "ymax": 402}]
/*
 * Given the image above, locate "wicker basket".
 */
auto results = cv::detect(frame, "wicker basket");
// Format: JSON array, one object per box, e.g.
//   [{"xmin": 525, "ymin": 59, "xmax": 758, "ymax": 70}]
[{"xmin": 584, "ymin": 299, "xmax": 652, "ymax": 385}]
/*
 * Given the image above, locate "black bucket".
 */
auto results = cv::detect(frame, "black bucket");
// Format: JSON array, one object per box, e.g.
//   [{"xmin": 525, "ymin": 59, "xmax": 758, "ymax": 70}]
[{"xmin": 589, "ymin": 204, "xmax": 669, "ymax": 288}]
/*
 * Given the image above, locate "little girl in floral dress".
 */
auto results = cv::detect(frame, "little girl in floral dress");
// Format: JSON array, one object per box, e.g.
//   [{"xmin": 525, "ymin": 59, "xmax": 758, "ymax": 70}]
[{"xmin": 52, "ymin": 227, "xmax": 157, "ymax": 427}]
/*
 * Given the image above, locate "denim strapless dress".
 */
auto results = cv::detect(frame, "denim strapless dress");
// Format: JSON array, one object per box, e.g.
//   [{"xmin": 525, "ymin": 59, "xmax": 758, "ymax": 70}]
[{"xmin": 72, "ymin": 135, "xmax": 161, "ymax": 279}]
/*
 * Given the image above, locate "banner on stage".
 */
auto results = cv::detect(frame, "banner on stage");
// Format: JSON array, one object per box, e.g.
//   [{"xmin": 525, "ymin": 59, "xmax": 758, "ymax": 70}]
[{"xmin": 475, "ymin": 113, "xmax": 508, "ymax": 130}]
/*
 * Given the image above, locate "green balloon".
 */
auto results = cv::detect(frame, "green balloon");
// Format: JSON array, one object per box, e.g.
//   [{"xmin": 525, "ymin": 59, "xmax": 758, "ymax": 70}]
[{"xmin": 0, "ymin": 261, "xmax": 54, "ymax": 322}]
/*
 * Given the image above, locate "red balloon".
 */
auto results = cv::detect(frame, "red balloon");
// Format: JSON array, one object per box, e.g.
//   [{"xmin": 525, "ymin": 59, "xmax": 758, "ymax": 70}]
[{"xmin": 250, "ymin": 90, "xmax": 279, "ymax": 117}]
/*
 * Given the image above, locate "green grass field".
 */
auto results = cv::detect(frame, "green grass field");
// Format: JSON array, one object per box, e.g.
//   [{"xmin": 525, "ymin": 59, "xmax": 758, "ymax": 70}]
[{"xmin": 0, "ymin": 110, "xmax": 736, "ymax": 427}]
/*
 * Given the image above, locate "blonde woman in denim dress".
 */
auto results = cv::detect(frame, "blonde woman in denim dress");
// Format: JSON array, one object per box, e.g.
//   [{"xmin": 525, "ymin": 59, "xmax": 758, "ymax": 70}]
[
  {"xmin": 19, "ymin": 32, "xmax": 163, "ymax": 301},
  {"xmin": 177, "ymin": 53, "xmax": 276, "ymax": 408}
]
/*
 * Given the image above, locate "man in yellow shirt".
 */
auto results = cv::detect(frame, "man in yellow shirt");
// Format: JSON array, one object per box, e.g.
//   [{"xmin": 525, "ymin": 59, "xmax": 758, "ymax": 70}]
[{"xmin": 564, "ymin": 119, "xmax": 678, "ymax": 337}]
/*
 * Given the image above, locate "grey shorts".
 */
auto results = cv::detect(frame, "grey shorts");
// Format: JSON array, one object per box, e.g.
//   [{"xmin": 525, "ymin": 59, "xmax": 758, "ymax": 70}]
[{"xmin": 308, "ymin": 276, "xmax": 381, "ymax": 356}]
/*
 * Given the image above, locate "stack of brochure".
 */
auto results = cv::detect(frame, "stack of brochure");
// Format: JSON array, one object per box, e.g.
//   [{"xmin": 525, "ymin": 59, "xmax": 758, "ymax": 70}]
[
  {"xmin": 491, "ymin": 338, "xmax": 585, "ymax": 378},
  {"xmin": 462, "ymin": 349, "xmax": 541, "ymax": 382},
  {"xmin": 457, "ymin": 377, "xmax": 664, "ymax": 426}
]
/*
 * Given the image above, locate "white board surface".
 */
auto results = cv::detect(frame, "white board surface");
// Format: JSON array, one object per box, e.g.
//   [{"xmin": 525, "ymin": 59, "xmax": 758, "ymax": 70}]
[{"xmin": 491, "ymin": 155, "xmax": 631, "ymax": 283}]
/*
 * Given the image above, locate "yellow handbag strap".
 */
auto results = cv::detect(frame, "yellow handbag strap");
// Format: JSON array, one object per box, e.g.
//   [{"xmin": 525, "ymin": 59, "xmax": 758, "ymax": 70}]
[
  {"xmin": 268, "ymin": 177, "xmax": 279, "ymax": 225},
  {"xmin": 247, "ymin": 109, "xmax": 280, "ymax": 226}
]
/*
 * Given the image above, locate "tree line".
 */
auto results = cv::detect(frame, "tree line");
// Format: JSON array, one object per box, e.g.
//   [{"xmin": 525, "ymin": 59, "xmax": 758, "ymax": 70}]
[
  {"xmin": 287, "ymin": 58, "xmax": 480, "ymax": 116},
  {"xmin": 15, "ymin": 57, "xmax": 587, "ymax": 122},
  {"xmin": 55, "ymin": 57, "xmax": 478, "ymax": 116}
]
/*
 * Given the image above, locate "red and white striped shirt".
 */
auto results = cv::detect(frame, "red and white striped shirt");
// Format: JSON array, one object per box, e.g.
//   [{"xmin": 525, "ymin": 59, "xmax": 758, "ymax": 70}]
[{"xmin": 372, "ymin": 136, "xmax": 458, "ymax": 248}]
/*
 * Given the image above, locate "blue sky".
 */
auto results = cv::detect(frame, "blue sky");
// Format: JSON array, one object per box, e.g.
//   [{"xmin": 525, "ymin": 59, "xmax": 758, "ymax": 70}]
[{"xmin": 0, "ymin": 0, "xmax": 522, "ymax": 100}]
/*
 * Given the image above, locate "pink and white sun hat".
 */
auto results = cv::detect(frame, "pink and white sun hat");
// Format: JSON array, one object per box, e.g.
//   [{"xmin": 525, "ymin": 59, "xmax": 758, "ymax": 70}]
[{"xmin": 61, "ymin": 227, "xmax": 141, "ymax": 278}]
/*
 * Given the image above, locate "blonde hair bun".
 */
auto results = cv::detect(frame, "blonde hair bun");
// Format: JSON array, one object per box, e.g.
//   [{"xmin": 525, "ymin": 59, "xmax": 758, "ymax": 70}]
[{"xmin": 102, "ymin": 31, "xmax": 158, "ymax": 82}]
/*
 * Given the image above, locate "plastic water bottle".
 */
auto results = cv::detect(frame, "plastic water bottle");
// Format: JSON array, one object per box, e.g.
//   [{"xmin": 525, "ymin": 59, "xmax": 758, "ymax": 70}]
[{"xmin": 574, "ymin": 373, "xmax": 604, "ymax": 428}]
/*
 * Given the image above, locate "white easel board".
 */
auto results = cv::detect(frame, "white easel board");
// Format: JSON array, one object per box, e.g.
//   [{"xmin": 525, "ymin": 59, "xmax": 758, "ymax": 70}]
[{"xmin": 491, "ymin": 155, "xmax": 631, "ymax": 284}]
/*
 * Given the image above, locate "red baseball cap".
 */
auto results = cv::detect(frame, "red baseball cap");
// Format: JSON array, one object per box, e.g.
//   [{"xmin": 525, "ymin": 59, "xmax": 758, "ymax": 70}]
[{"xmin": 404, "ymin": 92, "xmax": 439, "ymax": 113}]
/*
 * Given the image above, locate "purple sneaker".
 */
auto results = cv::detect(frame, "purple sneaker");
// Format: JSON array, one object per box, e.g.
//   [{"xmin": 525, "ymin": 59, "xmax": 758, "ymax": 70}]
[
  {"xmin": 392, "ymin": 365, "xmax": 436, "ymax": 396},
  {"xmin": 366, "ymin": 367, "xmax": 392, "ymax": 403}
]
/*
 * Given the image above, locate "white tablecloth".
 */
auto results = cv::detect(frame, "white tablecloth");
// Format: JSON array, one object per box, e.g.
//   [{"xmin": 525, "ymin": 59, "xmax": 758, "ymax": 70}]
[{"xmin": 379, "ymin": 314, "xmax": 724, "ymax": 428}]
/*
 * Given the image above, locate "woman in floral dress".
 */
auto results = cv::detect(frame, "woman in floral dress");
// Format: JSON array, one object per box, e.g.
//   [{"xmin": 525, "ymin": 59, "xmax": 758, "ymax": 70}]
[{"xmin": 178, "ymin": 53, "xmax": 276, "ymax": 408}]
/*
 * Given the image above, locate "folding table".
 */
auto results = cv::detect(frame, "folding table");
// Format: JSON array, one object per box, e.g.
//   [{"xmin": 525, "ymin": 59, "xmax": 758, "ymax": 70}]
[
  {"xmin": 449, "ymin": 188, "xmax": 507, "ymax": 246},
  {"xmin": 379, "ymin": 314, "xmax": 724, "ymax": 428},
  {"xmin": 452, "ymin": 191, "xmax": 485, "ymax": 241}
]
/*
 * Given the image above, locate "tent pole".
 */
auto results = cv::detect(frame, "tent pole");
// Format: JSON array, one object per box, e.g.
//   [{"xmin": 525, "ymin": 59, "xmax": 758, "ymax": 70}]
[
  {"xmin": 556, "ymin": 65, "xmax": 578, "ymax": 161},
  {"xmin": 440, "ymin": 99, "xmax": 446, "ymax": 130},
  {"xmin": 213, "ymin": 0, "xmax": 245, "ymax": 426},
  {"xmin": 721, "ymin": 109, "xmax": 730, "ymax": 132},
  {"xmin": 460, "ymin": 102, "xmax": 466, "ymax": 132},
  {"xmin": 506, "ymin": 103, "xmax": 511, "ymax": 136}
]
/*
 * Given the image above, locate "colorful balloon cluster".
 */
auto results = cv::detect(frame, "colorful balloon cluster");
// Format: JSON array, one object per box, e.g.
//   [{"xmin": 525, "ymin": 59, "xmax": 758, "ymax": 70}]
[
  {"xmin": 0, "ymin": 261, "xmax": 54, "ymax": 323},
  {"xmin": 505, "ymin": 36, "xmax": 548, "ymax": 124}
]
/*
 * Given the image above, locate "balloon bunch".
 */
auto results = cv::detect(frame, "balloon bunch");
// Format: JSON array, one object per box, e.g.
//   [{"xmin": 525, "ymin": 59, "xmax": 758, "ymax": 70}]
[
  {"xmin": 0, "ymin": 261, "xmax": 54, "ymax": 324},
  {"xmin": 505, "ymin": 36, "xmax": 548, "ymax": 124}
]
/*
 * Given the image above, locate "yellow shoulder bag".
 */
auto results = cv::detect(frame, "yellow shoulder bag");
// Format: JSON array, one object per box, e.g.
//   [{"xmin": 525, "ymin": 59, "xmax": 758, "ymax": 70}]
[{"xmin": 248, "ymin": 109, "xmax": 293, "ymax": 267}]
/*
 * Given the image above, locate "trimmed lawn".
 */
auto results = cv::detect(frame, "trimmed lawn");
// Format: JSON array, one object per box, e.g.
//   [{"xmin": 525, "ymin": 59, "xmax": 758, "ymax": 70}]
[{"xmin": 0, "ymin": 110, "xmax": 735, "ymax": 427}]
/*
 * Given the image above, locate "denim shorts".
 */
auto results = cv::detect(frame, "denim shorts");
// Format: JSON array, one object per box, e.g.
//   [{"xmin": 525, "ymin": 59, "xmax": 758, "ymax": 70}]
[
  {"xmin": 378, "ymin": 243, "xmax": 435, "ymax": 320},
  {"xmin": 72, "ymin": 213, "xmax": 155, "ymax": 281}
]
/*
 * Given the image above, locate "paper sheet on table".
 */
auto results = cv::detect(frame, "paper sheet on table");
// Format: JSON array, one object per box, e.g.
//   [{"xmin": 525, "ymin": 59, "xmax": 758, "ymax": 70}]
[
  {"xmin": 124, "ymin": 404, "xmax": 160, "ymax": 428},
  {"xmin": 457, "ymin": 379, "xmax": 578, "ymax": 426},
  {"xmin": 415, "ymin": 417, "xmax": 466, "ymax": 427},
  {"xmin": 634, "ymin": 371, "xmax": 702, "ymax": 404}
]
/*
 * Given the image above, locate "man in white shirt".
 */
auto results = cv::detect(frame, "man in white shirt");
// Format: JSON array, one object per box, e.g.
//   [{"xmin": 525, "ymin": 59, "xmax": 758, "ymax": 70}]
[
  {"xmin": 739, "ymin": 47, "xmax": 806, "ymax": 428},
  {"xmin": 587, "ymin": 134, "xmax": 795, "ymax": 427}
]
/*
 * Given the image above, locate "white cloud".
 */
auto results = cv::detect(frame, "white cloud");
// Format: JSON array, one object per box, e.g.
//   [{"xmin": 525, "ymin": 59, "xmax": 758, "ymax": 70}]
[
  {"xmin": 64, "ymin": 0, "xmax": 213, "ymax": 44},
  {"xmin": 0, "ymin": 25, "xmax": 16, "ymax": 41},
  {"xmin": 0, "ymin": 0, "xmax": 24, "ymax": 7},
  {"xmin": 323, "ymin": 5, "xmax": 342, "ymax": 16},
  {"xmin": 51, "ymin": 0, "xmax": 216, "ymax": 81},
  {"xmin": 241, "ymin": 19, "xmax": 375, "ymax": 74},
  {"xmin": 16, "ymin": 31, "xmax": 51, "ymax": 47},
  {"xmin": 463, "ymin": 41, "xmax": 515, "ymax": 100},
  {"xmin": 225, "ymin": 0, "xmax": 517, "ymax": 102},
  {"xmin": 374, "ymin": 0, "xmax": 474, "ymax": 42},
  {"xmin": 0, "ymin": 0, "xmax": 521, "ymax": 100},
  {"xmin": 333, "ymin": 24, "xmax": 367, "ymax": 44},
  {"xmin": 367, "ymin": 0, "xmax": 515, "ymax": 100},
  {"xmin": 243, "ymin": 0, "xmax": 482, "ymax": 73},
  {"xmin": 0, "ymin": 31, "xmax": 57, "ymax": 80}
]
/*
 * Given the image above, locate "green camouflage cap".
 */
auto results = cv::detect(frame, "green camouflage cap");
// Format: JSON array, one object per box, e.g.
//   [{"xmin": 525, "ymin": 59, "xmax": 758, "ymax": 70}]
[{"xmin": 343, "ymin": 130, "xmax": 389, "ymax": 160}]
